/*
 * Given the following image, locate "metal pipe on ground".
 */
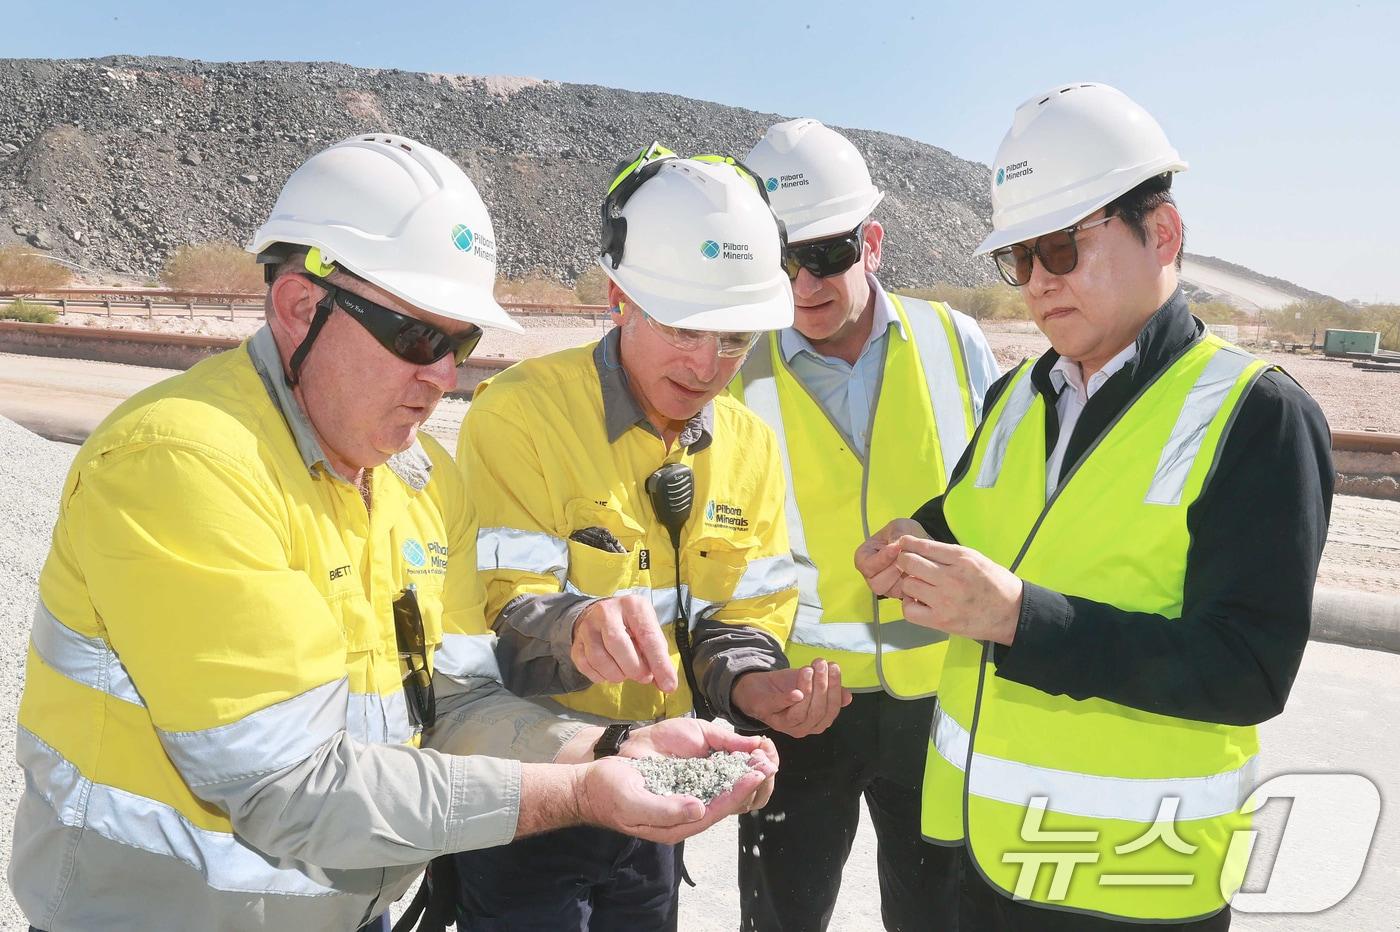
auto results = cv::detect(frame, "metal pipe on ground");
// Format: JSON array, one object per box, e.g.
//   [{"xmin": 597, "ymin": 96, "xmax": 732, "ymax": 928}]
[{"xmin": 1312, "ymin": 587, "xmax": 1400, "ymax": 654}]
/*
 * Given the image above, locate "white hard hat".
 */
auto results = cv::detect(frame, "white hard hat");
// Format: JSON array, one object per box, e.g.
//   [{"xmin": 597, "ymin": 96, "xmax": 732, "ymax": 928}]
[
  {"xmin": 975, "ymin": 83, "xmax": 1187, "ymax": 256},
  {"xmin": 598, "ymin": 157, "xmax": 793, "ymax": 333},
  {"xmin": 248, "ymin": 134, "xmax": 522, "ymax": 333},
  {"xmin": 744, "ymin": 118, "xmax": 884, "ymax": 243}
]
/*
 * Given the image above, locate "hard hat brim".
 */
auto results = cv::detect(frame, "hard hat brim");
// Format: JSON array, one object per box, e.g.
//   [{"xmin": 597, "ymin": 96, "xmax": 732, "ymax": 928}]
[
  {"xmin": 602, "ymin": 258, "xmax": 795, "ymax": 333},
  {"xmin": 366, "ymin": 268, "xmax": 525, "ymax": 334},
  {"xmin": 781, "ymin": 191, "xmax": 884, "ymax": 245},
  {"xmin": 975, "ymin": 161, "xmax": 1187, "ymax": 257}
]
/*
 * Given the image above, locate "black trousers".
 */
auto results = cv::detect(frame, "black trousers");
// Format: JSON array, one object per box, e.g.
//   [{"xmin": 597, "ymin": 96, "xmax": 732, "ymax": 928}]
[
  {"xmin": 957, "ymin": 847, "xmax": 1232, "ymax": 931},
  {"xmin": 738, "ymin": 691, "xmax": 961, "ymax": 931},
  {"xmin": 452, "ymin": 824, "xmax": 681, "ymax": 931}
]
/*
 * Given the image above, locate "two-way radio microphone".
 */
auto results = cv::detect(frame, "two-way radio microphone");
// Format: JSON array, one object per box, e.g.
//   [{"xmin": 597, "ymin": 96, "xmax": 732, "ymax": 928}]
[{"xmin": 645, "ymin": 463, "xmax": 713, "ymax": 720}]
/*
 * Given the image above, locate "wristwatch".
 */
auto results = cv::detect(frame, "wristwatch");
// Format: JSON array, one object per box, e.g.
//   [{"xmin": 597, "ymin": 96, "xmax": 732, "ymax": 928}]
[{"xmin": 592, "ymin": 723, "xmax": 634, "ymax": 759}]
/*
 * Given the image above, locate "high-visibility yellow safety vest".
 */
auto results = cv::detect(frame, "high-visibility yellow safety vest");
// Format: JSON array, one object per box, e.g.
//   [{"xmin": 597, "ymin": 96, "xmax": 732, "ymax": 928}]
[
  {"xmin": 460, "ymin": 341, "xmax": 797, "ymax": 723},
  {"xmin": 732, "ymin": 295, "xmax": 977, "ymax": 697},
  {"xmin": 925, "ymin": 334, "xmax": 1268, "ymax": 922}
]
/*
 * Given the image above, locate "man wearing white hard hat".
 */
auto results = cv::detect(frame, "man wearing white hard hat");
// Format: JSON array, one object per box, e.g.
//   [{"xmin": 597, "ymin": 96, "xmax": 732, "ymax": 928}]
[
  {"xmin": 729, "ymin": 118, "xmax": 999, "ymax": 930},
  {"xmin": 858, "ymin": 84, "xmax": 1331, "ymax": 928},
  {"xmin": 449, "ymin": 146, "xmax": 847, "ymax": 930},
  {"xmin": 8, "ymin": 135, "xmax": 777, "ymax": 932}
]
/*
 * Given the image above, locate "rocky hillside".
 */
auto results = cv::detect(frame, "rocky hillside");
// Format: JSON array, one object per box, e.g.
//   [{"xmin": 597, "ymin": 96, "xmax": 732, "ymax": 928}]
[{"xmin": 0, "ymin": 57, "xmax": 996, "ymax": 288}]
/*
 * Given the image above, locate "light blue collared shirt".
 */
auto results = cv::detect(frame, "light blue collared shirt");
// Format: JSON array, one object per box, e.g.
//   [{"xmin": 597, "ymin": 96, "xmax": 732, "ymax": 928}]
[{"xmin": 780, "ymin": 275, "xmax": 1000, "ymax": 456}]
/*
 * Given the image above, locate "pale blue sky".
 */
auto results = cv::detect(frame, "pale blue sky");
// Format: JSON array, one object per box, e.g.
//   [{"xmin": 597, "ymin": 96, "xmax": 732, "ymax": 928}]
[{"xmin": 5, "ymin": 0, "xmax": 1397, "ymax": 301}]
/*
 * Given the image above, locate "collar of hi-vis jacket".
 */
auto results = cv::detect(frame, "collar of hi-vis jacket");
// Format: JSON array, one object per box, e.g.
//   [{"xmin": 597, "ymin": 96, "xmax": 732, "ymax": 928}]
[
  {"xmin": 247, "ymin": 325, "xmax": 433, "ymax": 491},
  {"xmin": 593, "ymin": 327, "xmax": 714, "ymax": 453}
]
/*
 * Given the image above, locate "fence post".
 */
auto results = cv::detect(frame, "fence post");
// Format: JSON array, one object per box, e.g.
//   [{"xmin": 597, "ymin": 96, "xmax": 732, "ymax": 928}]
[
  {"xmin": 146, "ymin": 298, "xmax": 154, "ymax": 320},
  {"xmin": 104, "ymin": 299, "xmax": 111, "ymax": 318},
  {"xmin": 227, "ymin": 302, "xmax": 234, "ymax": 322},
  {"xmin": 59, "ymin": 298, "xmax": 67, "ymax": 316}
]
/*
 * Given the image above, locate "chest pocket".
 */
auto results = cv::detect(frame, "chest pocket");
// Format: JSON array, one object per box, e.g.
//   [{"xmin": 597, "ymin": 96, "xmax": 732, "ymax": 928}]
[
  {"xmin": 563, "ymin": 498, "xmax": 650, "ymax": 599},
  {"xmin": 684, "ymin": 532, "xmax": 762, "ymax": 616}
]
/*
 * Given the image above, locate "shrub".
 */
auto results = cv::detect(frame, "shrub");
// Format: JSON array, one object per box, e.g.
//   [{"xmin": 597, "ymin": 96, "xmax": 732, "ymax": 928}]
[
  {"xmin": 0, "ymin": 298, "xmax": 59, "ymax": 323},
  {"xmin": 494, "ymin": 274, "xmax": 578, "ymax": 306},
  {"xmin": 572, "ymin": 266, "xmax": 611, "ymax": 305},
  {"xmin": 895, "ymin": 283, "xmax": 1030, "ymax": 321},
  {"xmin": 0, "ymin": 247, "xmax": 73, "ymax": 292},
  {"xmin": 1189, "ymin": 300, "xmax": 1247, "ymax": 324},
  {"xmin": 160, "ymin": 241, "xmax": 265, "ymax": 294}
]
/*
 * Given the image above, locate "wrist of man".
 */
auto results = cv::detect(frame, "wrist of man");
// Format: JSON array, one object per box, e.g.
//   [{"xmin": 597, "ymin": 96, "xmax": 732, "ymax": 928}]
[{"xmin": 555, "ymin": 725, "xmax": 604, "ymax": 765}]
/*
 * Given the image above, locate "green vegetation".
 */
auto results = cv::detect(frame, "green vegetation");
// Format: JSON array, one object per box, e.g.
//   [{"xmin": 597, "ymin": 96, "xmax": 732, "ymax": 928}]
[
  {"xmin": 894, "ymin": 283, "xmax": 1030, "ymax": 321},
  {"xmin": 1263, "ymin": 299, "xmax": 1400, "ymax": 352},
  {"xmin": 572, "ymin": 266, "xmax": 610, "ymax": 305},
  {"xmin": 1189, "ymin": 300, "xmax": 1248, "ymax": 324},
  {"xmin": 160, "ymin": 241, "xmax": 265, "ymax": 294},
  {"xmin": 494, "ymin": 274, "xmax": 579, "ymax": 305},
  {"xmin": 0, "ymin": 298, "xmax": 59, "ymax": 323},
  {"xmin": 0, "ymin": 247, "xmax": 73, "ymax": 292}
]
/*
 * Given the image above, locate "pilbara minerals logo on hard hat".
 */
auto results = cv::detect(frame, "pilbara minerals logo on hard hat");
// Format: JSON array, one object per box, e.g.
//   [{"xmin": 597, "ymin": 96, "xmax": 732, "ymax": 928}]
[
  {"xmin": 450, "ymin": 224, "xmax": 497, "ymax": 262},
  {"xmin": 402, "ymin": 538, "xmax": 427, "ymax": 568},
  {"xmin": 999, "ymin": 160, "xmax": 1034, "ymax": 183},
  {"xmin": 765, "ymin": 177, "xmax": 779, "ymax": 192},
  {"xmin": 700, "ymin": 240, "xmax": 721, "ymax": 260}
]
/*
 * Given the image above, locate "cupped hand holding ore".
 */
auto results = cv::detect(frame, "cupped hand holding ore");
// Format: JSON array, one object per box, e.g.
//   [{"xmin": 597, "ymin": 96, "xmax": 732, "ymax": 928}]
[{"xmin": 570, "ymin": 719, "xmax": 778, "ymax": 844}]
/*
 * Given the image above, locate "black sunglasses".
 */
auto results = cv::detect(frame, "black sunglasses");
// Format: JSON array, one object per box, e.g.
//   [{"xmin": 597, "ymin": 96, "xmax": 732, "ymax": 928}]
[
  {"xmin": 393, "ymin": 585, "xmax": 437, "ymax": 730},
  {"xmin": 303, "ymin": 275, "xmax": 483, "ymax": 367},
  {"xmin": 990, "ymin": 215, "xmax": 1114, "ymax": 286},
  {"xmin": 783, "ymin": 223, "xmax": 865, "ymax": 281}
]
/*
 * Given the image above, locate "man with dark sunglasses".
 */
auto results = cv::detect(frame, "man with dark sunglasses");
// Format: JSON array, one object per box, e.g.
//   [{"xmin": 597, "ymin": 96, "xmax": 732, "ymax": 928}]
[
  {"xmin": 729, "ymin": 118, "xmax": 999, "ymax": 931},
  {"xmin": 9, "ymin": 135, "xmax": 777, "ymax": 932},
  {"xmin": 858, "ymin": 83, "xmax": 1331, "ymax": 930},
  {"xmin": 449, "ymin": 151, "xmax": 842, "ymax": 931}
]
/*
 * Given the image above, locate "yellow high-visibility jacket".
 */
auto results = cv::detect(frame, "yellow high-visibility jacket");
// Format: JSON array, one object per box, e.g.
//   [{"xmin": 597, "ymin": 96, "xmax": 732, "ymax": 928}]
[
  {"xmin": 459, "ymin": 335, "xmax": 798, "ymax": 723},
  {"xmin": 11, "ymin": 329, "xmax": 536, "ymax": 932}
]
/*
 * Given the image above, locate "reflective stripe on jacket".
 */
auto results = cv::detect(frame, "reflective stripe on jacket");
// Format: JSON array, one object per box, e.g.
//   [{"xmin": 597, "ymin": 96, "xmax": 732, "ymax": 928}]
[{"xmin": 12, "ymin": 335, "xmax": 510, "ymax": 931}]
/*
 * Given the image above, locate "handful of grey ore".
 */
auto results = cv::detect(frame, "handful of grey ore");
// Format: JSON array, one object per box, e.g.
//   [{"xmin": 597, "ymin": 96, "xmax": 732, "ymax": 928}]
[{"xmin": 628, "ymin": 751, "xmax": 759, "ymax": 804}]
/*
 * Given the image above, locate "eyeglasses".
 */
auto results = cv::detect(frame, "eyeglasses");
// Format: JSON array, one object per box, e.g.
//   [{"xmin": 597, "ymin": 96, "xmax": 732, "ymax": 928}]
[
  {"xmin": 393, "ymin": 584, "xmax": 436, "ymax": 730},
  {"xmin": 990, "ymin": 214, "xmax": 1115, "ymax": 286},
  {"xmin": 639, "ymin": 306, "xmax": 760, "ymax": 359},
  {"xmin": 302, "ymin": 274, "xmax": 483, "ymax": 367},
  {"xmin": 599, "ymin": 143, "xmax": 787, "ymax": 270},
  {"xmin": 783, "ymin": 223, "xmax": 866, "ymax": 281}
]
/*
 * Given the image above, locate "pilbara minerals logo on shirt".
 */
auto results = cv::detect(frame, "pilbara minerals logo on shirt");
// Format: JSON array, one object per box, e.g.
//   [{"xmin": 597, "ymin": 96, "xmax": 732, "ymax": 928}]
[
  {"xmin": 704, "ymin": 500, "xmax": 750, "ymax": 531},
  {"xmin": 402, "ymin": 538, "xmax": 449, "ymax": 575}
]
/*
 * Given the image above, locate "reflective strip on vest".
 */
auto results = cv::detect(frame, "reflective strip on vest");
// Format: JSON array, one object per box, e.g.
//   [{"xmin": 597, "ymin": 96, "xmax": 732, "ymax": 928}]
[
  {"xmin": 434, "ymin": 633, "xmax": 503, "ymax": 683},
  {"xmin": 974, "ymin": 366, "xmax": 1038, "ymax": 489},
  {"xmin": 738, "ymin": 355, "xmax": 822, "ymax": 612},
  {"xmin": 743, "ymin": 298, "xmax": 971, "ymax": 657},
  {"xmin": 18, "ymin": 727, "xmax": 341, "ymax": 897},
  {"xmin": 160, "ymin": 678, "xmax": 350, "ymax": 787},
  {"xmin": 30, "ymin": 601, "xmax": 144, "ymax": 707},
  {"xmin": 933, "ymin": 705, "xmax": 1256, "ymax": 822},
  {"xmin": 890, "ymin": 294, "xmax": 976, "ymax": 485},
  {"xmin": 477, "ymin": 527, "xmax": 568, "ymax": 580},
  {"xmin": 1146, "ymin": 344, "xmax": 1255, "ymax": 505},
  {"xmin": 791, "ymin": 605, "xmax": 945, "ymax": 653}
]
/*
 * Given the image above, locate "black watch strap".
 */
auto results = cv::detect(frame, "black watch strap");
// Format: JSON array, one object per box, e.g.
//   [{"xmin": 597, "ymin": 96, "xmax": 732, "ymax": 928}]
[{"xmin": 593, "ymin": 723, "xmax": 633, "ymax": 759}]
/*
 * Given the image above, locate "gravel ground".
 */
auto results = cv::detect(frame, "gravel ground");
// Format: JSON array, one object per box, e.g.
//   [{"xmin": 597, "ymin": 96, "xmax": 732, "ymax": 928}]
[
  {"xmin": 0, "ymin": 415, "xmax": 1395, "ymax": 930},
  {"xmin": 0, "ymin": 416, "xmax": 73, "ymax": 932}
]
